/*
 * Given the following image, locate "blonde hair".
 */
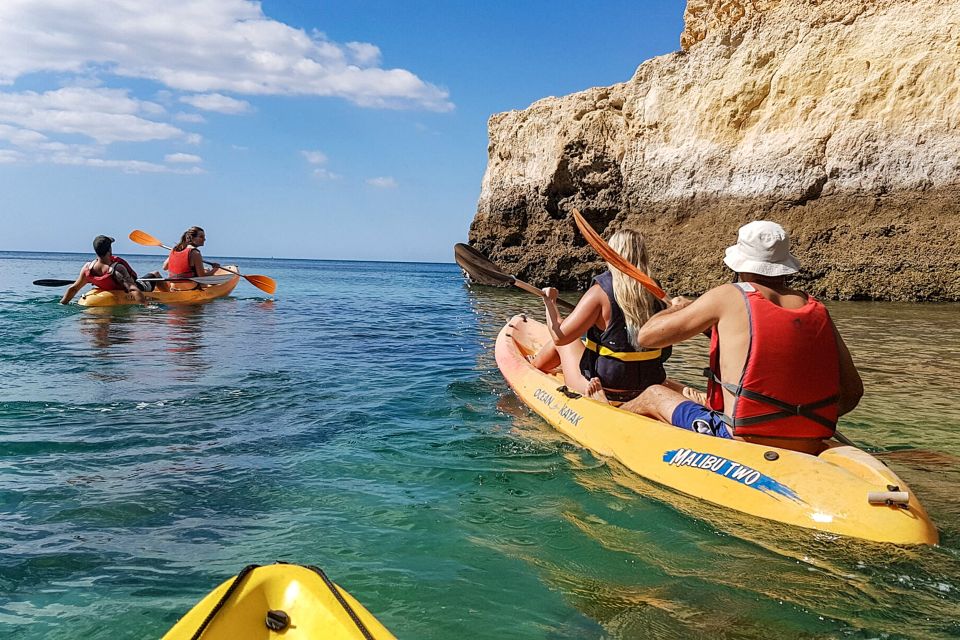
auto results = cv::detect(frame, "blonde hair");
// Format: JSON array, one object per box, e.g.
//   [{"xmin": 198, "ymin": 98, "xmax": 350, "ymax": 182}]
[{"xmin": 607, "ymin": 229, "xmax": 659, "ymax": 349}]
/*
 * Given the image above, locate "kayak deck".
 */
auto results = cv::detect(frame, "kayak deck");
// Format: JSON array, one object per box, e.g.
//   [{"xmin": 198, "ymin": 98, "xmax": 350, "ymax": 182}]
[
  {"xmin": 496, "ymin": 314, "xmax": 938, "ymax": 545},
  {"xmin": 162, "ymin": 563, "xmax": 395, "ymax": 640},
  {"xmin": 78, "ymin": 266, "xmax": 240, "ymax": 307}
]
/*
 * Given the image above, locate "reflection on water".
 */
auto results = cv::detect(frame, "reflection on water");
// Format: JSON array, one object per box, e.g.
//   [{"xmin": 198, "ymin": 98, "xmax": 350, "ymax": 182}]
[
  {"xmin": 465, "ymin": 282, "xmax": 960, "ymax": 639},
  {"xmin": 162, "ymin": 305, "xmax": 210, "ymax": 378}
]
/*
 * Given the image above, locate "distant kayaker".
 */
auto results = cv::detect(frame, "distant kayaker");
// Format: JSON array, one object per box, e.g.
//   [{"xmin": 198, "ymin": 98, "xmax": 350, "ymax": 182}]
[
  {"xmin": 60, "ymin": 235, "xmax": 155, "ymax": 304},
  {"xmin": 530, "ymin": 229, "xmax": 672, "ymax": 402},
  {"xmin": 163, "ymin": 226, "xmax": 220, "ymax": 278},
  {"xmin": 600, "ymin": 221, "xmax": 863, "ymax": 455}
]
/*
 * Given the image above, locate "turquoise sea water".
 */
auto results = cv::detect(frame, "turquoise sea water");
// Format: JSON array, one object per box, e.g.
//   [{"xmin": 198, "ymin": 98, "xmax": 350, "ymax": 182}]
[{"xmin": 1, "ymin": 251, "xmax": 959, "ymax": 639}]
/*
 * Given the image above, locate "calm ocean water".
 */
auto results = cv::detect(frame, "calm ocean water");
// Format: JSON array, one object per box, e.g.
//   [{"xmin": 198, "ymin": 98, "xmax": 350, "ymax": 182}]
[{"xmin": 1, "ymin": 251, "xmax": 958, "ymax": 639}]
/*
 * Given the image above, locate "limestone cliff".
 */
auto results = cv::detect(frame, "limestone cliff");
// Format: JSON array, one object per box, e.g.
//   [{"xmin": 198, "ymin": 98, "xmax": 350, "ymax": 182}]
[{"xmin": 469, "ymin": 0, "xmax": 960, "ymax": 301}]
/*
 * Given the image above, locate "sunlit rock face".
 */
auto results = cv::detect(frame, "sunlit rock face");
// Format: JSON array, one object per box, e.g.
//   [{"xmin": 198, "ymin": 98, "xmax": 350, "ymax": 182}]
[{"xmin": 469, "ymin": 0, "xmax": 960, "ymax": 301}]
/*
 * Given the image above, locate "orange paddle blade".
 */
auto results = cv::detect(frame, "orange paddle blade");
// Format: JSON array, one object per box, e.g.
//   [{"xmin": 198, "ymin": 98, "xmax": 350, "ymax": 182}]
[
  {"xmin": 129, "ymin": 229, "xmax": 166, "ymax": 248},
  {"xmin": 571, "ymin": 209, "xmax": 667, "ymax": 301},
  {"xmin": 243, "ymin": 274, "xmax": 277, "ymax": 295}
]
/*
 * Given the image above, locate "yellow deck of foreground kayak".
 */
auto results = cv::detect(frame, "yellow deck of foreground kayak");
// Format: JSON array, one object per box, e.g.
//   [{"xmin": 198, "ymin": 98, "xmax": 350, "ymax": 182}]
[
  {"xmin": 496, "ymin": 314, "xmax": 938, "ymax": 545},
  {"xmin": 78, "ymin": 267, "xmax": 240, "ymax": 307},
  {"xmin": 162, "ymin": 564, "xmax": 395, "ymax": 640}
]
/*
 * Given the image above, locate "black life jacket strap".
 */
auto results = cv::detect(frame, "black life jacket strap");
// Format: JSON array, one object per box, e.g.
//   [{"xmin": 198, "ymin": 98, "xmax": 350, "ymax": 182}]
[{"xmin": 704, "ymin": 368, "xmax": 838, "ymax": 430}]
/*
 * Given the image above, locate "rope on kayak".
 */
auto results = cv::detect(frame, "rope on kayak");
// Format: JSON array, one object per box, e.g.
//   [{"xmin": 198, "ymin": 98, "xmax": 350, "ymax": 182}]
[
  {"xmin": 308, "ymin": 565, "xmax": 377, "ymax": 640},
  {"xmin": 188, "ymin": 563, "xmax": 260, "ymax": 640}
]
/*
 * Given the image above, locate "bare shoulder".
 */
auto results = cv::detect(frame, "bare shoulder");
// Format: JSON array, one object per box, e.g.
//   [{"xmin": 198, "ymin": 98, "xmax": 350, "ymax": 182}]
[
  {"xmin": 581, "ymin": 282, "xmax": 606, "ymax": 305},
  {"xmin": 689, "ymin": 283, "xmax": 742, "ymax": 315}
]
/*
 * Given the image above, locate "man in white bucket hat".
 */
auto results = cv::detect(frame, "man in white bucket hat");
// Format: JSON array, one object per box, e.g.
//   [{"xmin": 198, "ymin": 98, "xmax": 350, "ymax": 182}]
[{"xmin": 606, "ymin": 221, "xmax": 863, "ymax": 455}]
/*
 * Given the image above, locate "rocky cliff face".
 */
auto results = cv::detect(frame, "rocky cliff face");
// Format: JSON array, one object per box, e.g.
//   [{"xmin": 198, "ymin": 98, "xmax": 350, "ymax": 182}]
[{"xmin": 469, "ymin": 0, "xmax": 960, "ymax": 301}]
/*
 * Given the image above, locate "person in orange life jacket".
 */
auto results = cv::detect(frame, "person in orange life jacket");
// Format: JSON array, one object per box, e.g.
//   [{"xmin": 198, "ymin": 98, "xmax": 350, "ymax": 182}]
[
  {"xmin": 162, "ymin": 226, "xmax": 220, "ymax": 278},
  {"xmin": 60, "ymin": 235, "xmax": 148, "ymax": 304},
  {"xmin": 529, "ymin": 229, "xmax": 672, "ymax": 402},
  {"xmin": 602, "ymin": 221, "xmax": 863, "ymax": 455}
]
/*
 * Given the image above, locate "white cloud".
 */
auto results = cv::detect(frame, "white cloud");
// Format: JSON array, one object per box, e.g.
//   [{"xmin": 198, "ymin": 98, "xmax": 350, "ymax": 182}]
[
  {"xmin": 52, "ymin": 154, "xmax": 204, "ymax": 174},
  {"xmin": 0, "ymin": 87, "xmax": 183, "ymax": 144},
  {"xmin": 165, "ymin": 152, "xmax": 201, "ymax": 163},
  {"xmin": 175, "ymin": 112, "xmax": 206, "ymax": 123},
  {"xmin": 180, "ymin": 93, "xmax": 251, "ymax": 114},
  {"xmin": 0, "ymin": 149, "xmax": 22, "ymax": 163},
  {"xmin": 313, "ymin": 168, "xmax": 341, "ymax": 181},
  {"xmin": 366, "ymin": 176, "xmax": 398, "ymax": 189},
  {"xmin": 301, "ymin": 150, "xmax": 328, "ymax": 165},
  {"xmin": 0, "ymin": 0, "xmax": 453, "ymax": 111},
  {"xmin": 346, "ymin": 42, "xmax": 381, "ymax": 66}
]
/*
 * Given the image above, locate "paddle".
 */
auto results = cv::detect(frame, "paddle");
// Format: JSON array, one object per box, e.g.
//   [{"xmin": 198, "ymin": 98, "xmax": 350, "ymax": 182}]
[
  {"xmin": 571, "ymin": 208, "xmax": 668, "ymax": 302},
  {"xmin": 33, "ymin": 279, "xmax": 76, "ymax": 287},
  {"xmin": 454, "ymin": 243, "xmax": 576, "ymax": 312},
  {"xmin": 33, "ymin": 275, "xmax": 235, "ymax": 287},
  {"xmin": 129, "ymin": 230, "xmax": 276, "ymax": 294}
]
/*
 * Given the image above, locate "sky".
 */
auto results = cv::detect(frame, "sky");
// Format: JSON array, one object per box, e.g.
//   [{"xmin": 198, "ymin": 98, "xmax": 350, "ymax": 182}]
[{"xmin": 0, "ymin": 0, "xmax": 686, "ymax": 262}]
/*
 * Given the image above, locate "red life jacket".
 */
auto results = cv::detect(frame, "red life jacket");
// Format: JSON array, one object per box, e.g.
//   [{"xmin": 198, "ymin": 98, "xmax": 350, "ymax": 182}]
[
  {"xmin": 705, "ymin": 283, "xmax": 840, "ymax": 439},
  {"xmin": 82, "ymin": 256, "xmax": 137, "ymax": 291},
  {"xmin": 167, "ymin": 247, "xmax": 196, "ymax": 277}
]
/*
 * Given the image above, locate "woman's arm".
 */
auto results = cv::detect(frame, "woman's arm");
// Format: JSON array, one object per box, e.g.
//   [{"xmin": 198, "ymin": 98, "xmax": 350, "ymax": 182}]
[
  {"xmin": 542, "ymin": 284, "xmax": 604, "ymax": 346},
  {"xmin": 190, "ymin": 249, "xmax": 219, "ymax": 276}
]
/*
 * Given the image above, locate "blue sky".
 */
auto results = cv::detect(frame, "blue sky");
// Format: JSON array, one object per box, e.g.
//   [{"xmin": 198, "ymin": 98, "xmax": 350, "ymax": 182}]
[{"xmin": 0, "ymin": 0, "xmax": 685, "ymax": 262}]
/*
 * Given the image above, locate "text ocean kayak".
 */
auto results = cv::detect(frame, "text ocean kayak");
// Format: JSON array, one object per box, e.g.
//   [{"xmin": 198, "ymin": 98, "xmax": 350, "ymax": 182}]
[
  {"xmin": 496, "ymin": 314, "xmax": 938, "ymax": 545},
  {"xmin": 162, "ymin": 563, "xmax": 396, "ymax": 640},
  {"xmin": 78, "ymin": 267, "xmax": 240, "ymax": 307}
]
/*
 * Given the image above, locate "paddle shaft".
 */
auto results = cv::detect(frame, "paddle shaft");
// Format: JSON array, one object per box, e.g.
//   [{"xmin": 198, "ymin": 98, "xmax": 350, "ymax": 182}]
[
  {"xmin": 513, "ymin": 278, "xmax": 576, "ymax": 312},
  {"xmin": 35, "ymin": 276, "xmax": 227, "ymax": 287},
  {"xmin": 571, "ymin": 209, "xmax": 668, "ymax": 302}
]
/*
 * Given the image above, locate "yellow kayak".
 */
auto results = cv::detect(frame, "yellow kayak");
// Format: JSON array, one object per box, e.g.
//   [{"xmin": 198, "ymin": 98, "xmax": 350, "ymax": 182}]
[
  {"xmin": 162, "ymin": 563, "xmax": 396, "ymax": 640},
  {"xmin": 496, "ymin": 314, "xmax": 938, "ymax": 545},
  {"xmin": 78, "ymin": 267, "xmax": 240, "ymax": 307}
]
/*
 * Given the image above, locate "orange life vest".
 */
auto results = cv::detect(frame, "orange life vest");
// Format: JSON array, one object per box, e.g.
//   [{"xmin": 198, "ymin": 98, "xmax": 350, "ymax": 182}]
[
  {"xmin": 705, "ymin": 283, "xmax": 840, "ymax": 439},
  {"xmin": 82, "ymin": 256, "xmax": 136, "ymax": 291},
  {"xmin": 167, "ymin": 247, "xmax": 196, "ymax": 277}
]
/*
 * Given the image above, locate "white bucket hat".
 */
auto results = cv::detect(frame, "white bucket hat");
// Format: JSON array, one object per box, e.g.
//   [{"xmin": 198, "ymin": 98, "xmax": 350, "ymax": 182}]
[{"xmin": 723, "ymin": 221, "xmax": 800, "ymax": 276}]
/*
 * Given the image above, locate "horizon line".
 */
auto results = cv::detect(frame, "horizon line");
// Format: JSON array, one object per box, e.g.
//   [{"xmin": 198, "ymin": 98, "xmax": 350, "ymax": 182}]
[{"xmin": 0, "ymin": 249, "xmax": 457, "ymax": 266}]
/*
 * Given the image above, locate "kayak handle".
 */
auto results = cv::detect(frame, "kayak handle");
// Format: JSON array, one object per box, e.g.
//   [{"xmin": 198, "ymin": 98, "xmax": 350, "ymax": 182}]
[{"xmin": 867, "ymin": 490, "xmax": 910, "ymax": 506}]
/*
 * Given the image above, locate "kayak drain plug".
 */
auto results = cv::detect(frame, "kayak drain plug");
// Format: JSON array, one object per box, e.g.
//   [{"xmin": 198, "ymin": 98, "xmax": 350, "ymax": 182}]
[{"xmin": 265, "ymin": 609, "xmax": 290, "ymax": 631}]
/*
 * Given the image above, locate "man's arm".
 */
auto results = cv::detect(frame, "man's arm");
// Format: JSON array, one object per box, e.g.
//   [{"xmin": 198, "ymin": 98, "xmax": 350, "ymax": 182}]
[
  {"xmin": 113, "ymin": 264, "xmax": 145, "ymax": 303},
  {"xmin": 635, "ymin": 286, "xmax": 729, "ymax": 348},
  {"xmin": 833, "ymin": 325, "xmax": 864, "ymax": 416},
  {"xmin": 60, "ymin": 270, "xmax": 86, "ymax": 305}
]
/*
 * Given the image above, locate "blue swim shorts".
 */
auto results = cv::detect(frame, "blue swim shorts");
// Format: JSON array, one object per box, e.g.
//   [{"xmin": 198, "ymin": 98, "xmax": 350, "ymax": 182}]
[{"xmin": 671, "ymin": 401, "xmax": 734, "ymax": 439}]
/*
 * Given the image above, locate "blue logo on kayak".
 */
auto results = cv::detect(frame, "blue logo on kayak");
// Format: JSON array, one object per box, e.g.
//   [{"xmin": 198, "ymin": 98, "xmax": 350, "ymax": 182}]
[{"xmin": 663, "ymin": 448, "xmax": 802, "ymax": 503}]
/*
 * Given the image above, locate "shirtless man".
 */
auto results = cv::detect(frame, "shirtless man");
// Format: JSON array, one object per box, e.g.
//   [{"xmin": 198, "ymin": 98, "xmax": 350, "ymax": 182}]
[
  {"xmin": 60, "ymin": 235, "xmax": 146, "ymax": 305},
  {"xmin": 601, "ymin": 221, "xmax": 864, "ymax": 455}
]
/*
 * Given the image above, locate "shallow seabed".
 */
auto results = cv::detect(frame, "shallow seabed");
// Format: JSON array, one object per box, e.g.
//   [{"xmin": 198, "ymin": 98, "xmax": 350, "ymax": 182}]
[{"xmin": 1, "ymin": 252, "xmax": 958, "ymax": 639}]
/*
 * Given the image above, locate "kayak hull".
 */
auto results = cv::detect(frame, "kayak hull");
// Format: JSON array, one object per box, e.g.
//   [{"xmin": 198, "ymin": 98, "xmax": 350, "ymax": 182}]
[
  {"xmin": 78, "ymin": 267, "xmax": 240, "ymax": 307},
  {"xmin": 162, "ymin": 564, "xmax": 396, "ymax": 640},
  {"xmin": 496, "ymin": 314, "xmax": 938, "ymax": 545}
]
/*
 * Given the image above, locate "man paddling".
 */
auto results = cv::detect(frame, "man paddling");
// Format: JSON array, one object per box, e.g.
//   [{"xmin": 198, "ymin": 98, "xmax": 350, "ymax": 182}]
[
  {"xmin": 60, "ymin": 235, "xmax": 149, "ymax": 304},
  {"xmin": 596, "ymin": 221, "xmax": 863, "ymax": 455}
]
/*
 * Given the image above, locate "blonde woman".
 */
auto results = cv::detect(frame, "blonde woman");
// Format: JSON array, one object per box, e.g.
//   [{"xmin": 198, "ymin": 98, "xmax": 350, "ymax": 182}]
[{"xmin": 530, "ymin": 229, "xmax": 670, "ymax": 402}]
